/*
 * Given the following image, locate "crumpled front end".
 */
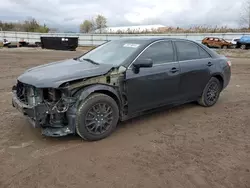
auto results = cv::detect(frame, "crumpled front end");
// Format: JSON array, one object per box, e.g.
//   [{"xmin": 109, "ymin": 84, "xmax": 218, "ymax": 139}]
[{"xmin": 12, "ymin": 80, "xmax": 77, "ymax": 137}]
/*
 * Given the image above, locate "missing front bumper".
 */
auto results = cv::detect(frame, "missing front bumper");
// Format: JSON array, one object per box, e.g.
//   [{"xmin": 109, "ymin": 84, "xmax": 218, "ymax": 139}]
[
  {"xmin": 12, "ymin": 90, "xmax": 41, "ymax": 128},
  {"xmin": 12, "ymin": 90, "xmax": 76, "ymax": 137}
]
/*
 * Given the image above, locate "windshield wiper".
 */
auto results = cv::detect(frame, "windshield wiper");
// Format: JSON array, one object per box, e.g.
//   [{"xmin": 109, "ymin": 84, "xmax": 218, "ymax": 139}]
[{"xmin": 81, "ymin": 58, "xmax": 100, "ymax": 65}]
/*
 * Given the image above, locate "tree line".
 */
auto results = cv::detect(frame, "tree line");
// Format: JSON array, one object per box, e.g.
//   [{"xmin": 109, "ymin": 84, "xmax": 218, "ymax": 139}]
[
  {"xmin": 1, "ymin": 0, "xmax": 250, "ymax": 34},
  {"xmin": 80, "ymin": 14, "xmax": 107, "ymax": 33},
  {"xmin": 0, "ymin": 18, "xmax": 50, "ymax": 33}
]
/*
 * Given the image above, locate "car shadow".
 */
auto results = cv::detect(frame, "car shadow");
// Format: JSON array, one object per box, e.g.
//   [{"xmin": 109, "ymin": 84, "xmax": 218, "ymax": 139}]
[
  {"xmin": 117, "ymin": 102, "xmax": 199, "ymax": 130},
  {"xmin": 42, "ymin": 102, "xmax": 199, "ymax": 143}
]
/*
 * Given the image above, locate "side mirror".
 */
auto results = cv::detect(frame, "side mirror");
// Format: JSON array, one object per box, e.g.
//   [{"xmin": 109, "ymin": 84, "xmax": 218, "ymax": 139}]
[{"xmin": 133, "ymin": 58, "xmax": 153, "ymax": 69}]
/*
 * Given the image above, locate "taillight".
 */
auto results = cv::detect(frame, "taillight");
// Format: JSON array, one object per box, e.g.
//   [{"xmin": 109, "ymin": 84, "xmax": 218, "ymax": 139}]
[{"xmin": 227, "ymin": 60, "xmax": 232, "ymax": 67}]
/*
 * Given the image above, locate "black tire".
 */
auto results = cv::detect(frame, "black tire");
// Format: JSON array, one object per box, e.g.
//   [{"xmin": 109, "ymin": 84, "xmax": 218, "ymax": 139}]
[
  {"xmin": 240, "ymin": 44, "xmax": 246, "ymax": 50},
  {"xmin": 222, "ymin": 45, "xmax": 227, "ymax": 49},
  {"xmin": 203, "ymin": 43, "xmax": 209, "ymax": 47},
  {"xmin": 76, "ymin": 93, "xmax": 119, "ymax": 141},
  {"xmin": 198, "ymin": 77, "xmax": 222, "ymax": 107}
]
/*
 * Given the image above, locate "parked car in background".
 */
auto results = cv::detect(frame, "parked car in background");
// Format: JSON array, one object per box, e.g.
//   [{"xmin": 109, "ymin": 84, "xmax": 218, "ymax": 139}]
[
  {"xmin": 2, "ymin": 39, "xmax": 11, "ymax": 47},
  {"xmin": 202, "ymin": 37, "xmax": 232, "ymax": 49},
  {"xmin": 230, "ymin": 38, "xmax": 240, "ymax": 48},
  {"xmin": 12, "ymin": 38, "xmax": 231, "ymax": 141},
  {"xmin": 235, "ymin": 36, "xmax": 250, "ymax": 50}
]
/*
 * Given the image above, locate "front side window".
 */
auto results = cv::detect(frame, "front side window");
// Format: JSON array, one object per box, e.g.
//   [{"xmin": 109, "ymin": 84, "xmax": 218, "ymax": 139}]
[{"xmin": 137, "ymin": 41, "xmax": 174, "ymax": 65}]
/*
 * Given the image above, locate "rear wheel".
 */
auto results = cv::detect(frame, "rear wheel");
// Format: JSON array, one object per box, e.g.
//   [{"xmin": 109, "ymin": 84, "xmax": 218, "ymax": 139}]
[
  {"xmin": 198, "ymin": 77, "xmax": 222, "ymax": 107},
  {"xmin": 240, "ymin": 44, "xmax": 247, "ymax": 50},
  {"xmin": 76, "ymin": 93, "xmax": 119, "ymax": 141}
]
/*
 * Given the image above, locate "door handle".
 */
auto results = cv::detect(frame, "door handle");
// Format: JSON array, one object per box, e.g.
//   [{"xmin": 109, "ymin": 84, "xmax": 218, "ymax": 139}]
[
  {"xmin": 170, "ymin": 67, "xmax": 179, "ymax": 73},
  {"xmin": 207, "ymin": 62, "xmax": 213, "ymax": 67}
]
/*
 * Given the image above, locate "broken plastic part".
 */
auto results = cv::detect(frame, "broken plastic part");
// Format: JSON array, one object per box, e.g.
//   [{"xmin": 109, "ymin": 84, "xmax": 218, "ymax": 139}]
[{"xmin": 66, "ymin": 66, "xmax": 126, "ymax": 90}]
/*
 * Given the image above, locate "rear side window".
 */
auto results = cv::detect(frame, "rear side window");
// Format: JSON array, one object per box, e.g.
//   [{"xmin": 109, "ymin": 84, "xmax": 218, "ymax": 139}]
[
  {"xmin": 199, "ymin": 47, "xmax": 211, "ymax": 58},
  {"xmin": 175, "ymin": 41, "xmax": 211, "ymax": 61},
  {"xmin": 175, "ymin": 41, "xmax": 200, "ymax": 61}
]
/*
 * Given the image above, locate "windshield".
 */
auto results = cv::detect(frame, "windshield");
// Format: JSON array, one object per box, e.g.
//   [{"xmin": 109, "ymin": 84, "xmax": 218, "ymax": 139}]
[{"xmin": 79, "ymin": 40, "xmax": 144, "ymax": 65}]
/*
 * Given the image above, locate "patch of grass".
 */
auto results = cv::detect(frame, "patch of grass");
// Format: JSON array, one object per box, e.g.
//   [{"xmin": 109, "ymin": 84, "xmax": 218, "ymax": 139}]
[{"xmin": 216, "ymin": 49, "xmax": 250, "ymax": 58}]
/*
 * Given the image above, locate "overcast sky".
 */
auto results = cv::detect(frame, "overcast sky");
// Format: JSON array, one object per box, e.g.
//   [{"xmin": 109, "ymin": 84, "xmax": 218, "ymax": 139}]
[{"xmin": 0, "ymin": 0, "xmax": 246, "ymax": 31}]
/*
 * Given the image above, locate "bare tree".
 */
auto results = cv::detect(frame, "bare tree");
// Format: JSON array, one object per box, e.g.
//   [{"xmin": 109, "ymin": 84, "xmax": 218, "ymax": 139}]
[
  {"xmin": 95, "ymin": 14, "xmax": 107, "ymax": 33},
  {"xmin": 240, "ymin": 0, "xmax": 250, "ymax": 29}
]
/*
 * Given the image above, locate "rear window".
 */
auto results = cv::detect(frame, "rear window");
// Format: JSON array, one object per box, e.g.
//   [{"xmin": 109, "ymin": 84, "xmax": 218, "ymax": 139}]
[{"xmin": 199, "ymin": 47, "xmax": 211, "ymax": 58}]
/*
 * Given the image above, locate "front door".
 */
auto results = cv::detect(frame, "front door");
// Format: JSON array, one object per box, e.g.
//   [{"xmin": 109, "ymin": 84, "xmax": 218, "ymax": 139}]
[{"xmin": 125, "ymin": 40, "xmax": 181, "ymax": 114}]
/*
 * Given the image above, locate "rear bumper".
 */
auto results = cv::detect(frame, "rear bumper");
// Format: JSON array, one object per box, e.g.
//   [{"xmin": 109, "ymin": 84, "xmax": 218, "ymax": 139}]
[{"xmin": 222, "ymin": 66, "xmax": 231, "ymax": 90}]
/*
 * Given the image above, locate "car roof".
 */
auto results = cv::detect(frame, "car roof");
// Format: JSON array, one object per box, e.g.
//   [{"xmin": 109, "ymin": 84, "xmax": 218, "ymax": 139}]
[
  {"xmin": 110, "ymin": 37, "xmax": 220, "ymax": 67},
  {"xmin": 117, "ymin": 37, "xmax": 197, "ymax": 45}
]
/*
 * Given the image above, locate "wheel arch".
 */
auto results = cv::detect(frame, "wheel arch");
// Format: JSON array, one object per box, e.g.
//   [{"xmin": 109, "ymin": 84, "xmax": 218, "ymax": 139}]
[
  {"xmin": 211, "ymin": 74, "xmax": 224, "ymax": 89},
  {"xmin": 75, "ymin": 84, "xmax": 121, "ymax": 110}
]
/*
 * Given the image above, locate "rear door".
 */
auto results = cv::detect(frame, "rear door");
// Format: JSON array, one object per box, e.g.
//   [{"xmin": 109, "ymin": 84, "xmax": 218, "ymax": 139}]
[
  {"xmin": 214, "ymin": 38, "xmax": 221, "ymax": 48},
  {"xmin": 173, "ymin": 40, "xmax": 213, "ymax": 101}
]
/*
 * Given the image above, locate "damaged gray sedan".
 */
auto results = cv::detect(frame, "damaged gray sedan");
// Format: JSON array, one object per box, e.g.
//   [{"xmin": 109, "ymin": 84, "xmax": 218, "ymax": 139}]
[{"xmin": 12, "ymin": 38, "xmax": 231, "ymax": 141}]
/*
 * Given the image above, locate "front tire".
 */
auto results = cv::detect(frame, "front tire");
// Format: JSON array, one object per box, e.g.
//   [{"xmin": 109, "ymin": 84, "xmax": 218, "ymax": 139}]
[
  {"xmin": 198, "ymin": 77, "xmax": 222, "ymax": 107},
  {"xmin": 222, "ymin": 45, "xmax": 228, "ymax": 49},
  {"xmin": 203, "ymin": 43, "xmax": 209, "ymax": 47},
  {"xmin": 76, "ymin": 93, "xmax": 119, "ymax": 141}
]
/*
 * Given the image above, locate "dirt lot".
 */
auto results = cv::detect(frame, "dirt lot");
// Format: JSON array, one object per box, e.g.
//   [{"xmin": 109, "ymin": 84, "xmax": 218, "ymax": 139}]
[
  {"xmin": 216, "ymin": 49, "xmax": 250, "ymax": 58},
  {"xmin": 0, "ymin": 49, "xmax": 250, "ymax": 188}
]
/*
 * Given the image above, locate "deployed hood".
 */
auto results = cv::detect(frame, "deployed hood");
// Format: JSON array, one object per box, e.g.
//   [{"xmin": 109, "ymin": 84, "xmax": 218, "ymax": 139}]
[{"xmin": 18, "ymin": 58, "xmax": 114, "ymax": 88}]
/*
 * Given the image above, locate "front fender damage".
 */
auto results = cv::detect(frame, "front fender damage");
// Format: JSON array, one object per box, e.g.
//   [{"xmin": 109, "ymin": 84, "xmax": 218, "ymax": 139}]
[{"xmin": 38, "ymin": 66, "xmax": 127, "ymax": 137}]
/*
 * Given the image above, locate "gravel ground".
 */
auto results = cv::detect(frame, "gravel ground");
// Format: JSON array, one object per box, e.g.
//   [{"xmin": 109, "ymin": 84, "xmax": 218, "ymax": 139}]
[{"xmin": 0, "ymin": 49, "xmax": 249, "ymax": 188}]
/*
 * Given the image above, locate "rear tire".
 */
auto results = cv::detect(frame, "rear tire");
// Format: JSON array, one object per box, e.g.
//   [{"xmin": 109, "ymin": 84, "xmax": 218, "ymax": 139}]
[
  {"xmin": 240, "ymin": 44, "xmax": 246, "ymax": 50},
  {"xmin": 76, "ymin": 93, "xmax": 119, "ymax": 141},
  {"xmin": 198, "ymin": 77, "xmax": 222, "ymax": 107}
]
